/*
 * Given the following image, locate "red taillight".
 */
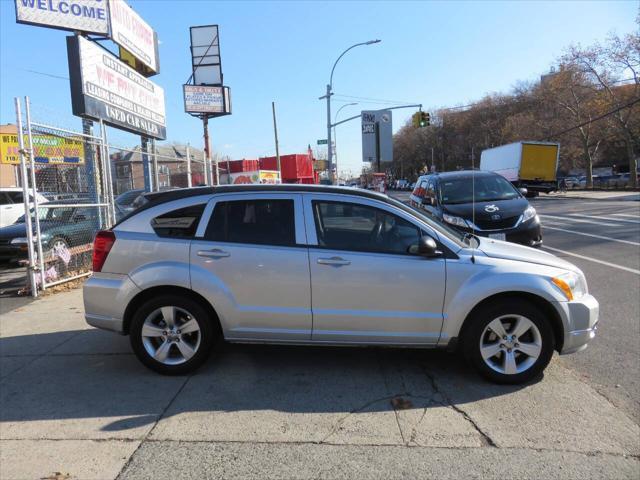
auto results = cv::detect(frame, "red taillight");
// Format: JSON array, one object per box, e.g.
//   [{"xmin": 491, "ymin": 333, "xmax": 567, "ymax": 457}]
[{"xmin": 93, "ymin": 230, "xmax": 116, "ymax": 272}]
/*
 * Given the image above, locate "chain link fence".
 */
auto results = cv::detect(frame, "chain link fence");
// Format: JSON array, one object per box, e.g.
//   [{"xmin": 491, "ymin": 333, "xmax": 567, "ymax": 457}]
[
  {"xmin": 2, "ymin": 97, "xmax": 226, "ymax": 297},
  {"xmin": 6, "ymin": 98, "xmax": 112, "ymax": 296}
]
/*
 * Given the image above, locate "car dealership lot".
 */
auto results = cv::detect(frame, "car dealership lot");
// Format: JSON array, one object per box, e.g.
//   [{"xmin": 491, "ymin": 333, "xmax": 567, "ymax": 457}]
[{"xmin": 0, "ymin": 194, "xmax": 638, "ymax": 479}]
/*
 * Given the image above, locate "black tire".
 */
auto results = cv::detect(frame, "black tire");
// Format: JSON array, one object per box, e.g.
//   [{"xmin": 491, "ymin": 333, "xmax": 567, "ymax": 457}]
[
  {"xmin": 129, "ymin": 295, "xmax": 218, "ymax": 375},
  {"xmin": 461, "ymin": 299, "xmax": 555, "ymax": 384}
]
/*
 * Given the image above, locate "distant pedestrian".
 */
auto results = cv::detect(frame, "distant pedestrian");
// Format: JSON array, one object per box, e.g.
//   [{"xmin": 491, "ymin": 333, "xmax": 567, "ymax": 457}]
[{"xmin": 558, "ymin": 178, "xmax": 567, "ymax": 193}]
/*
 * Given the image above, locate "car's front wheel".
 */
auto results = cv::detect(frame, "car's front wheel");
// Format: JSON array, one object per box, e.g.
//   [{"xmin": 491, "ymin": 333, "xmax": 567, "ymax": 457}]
[
  {"xmin": 129, "ymin": 295, "xmax": 217, "ymax": 375},
  {"xmin": 462, "ymin": 299, "xmax": 555, "ymax": 384}
]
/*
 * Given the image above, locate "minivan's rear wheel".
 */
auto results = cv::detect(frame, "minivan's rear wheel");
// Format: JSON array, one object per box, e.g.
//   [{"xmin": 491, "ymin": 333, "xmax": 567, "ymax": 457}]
[
  {"xmin": 130, "ymin": 295, "xmax": 216, "ymax": 375},
  {"xmin": 462, "ymin": 300, "xmax": 555, "ymax": 384}
]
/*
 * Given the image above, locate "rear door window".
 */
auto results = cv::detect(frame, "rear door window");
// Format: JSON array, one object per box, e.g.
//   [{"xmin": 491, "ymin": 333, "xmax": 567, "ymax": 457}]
[
  {"xmin": 205, "ymin": 199, "xmax": 296, "ymax": 247},
  {"xmin": 151, "ymin": 204, "xmax": 205, "ymax": 238}
]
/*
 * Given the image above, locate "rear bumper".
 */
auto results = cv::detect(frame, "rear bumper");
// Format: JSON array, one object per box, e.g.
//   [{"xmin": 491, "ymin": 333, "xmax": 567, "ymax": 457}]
[
  {"xmin": 83, "ymin": 273, "xmax": 141, "ymax": 334},
  {"xmin": 558, "ymin": 294, "xmax": 599, "ymax": 355}
]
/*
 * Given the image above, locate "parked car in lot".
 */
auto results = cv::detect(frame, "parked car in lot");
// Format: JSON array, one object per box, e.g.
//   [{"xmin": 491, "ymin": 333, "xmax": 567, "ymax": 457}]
[
  {"xmin": 410, "ymin": 171, "xmax": 542, "ymax": 247},
  {"xmin": 115, "ymin": 188, "xmax": 145, "ymax": 220},
  {"xmin": 0, "ymin": 187, "xmax": 49, "ymax": 228},
  {"xmin": 0, "ymin": 202, "xmax": 100, "ymax": 262},
  {"xmin": 84, "ymin": 185, "xmax": 598, "ymax": 384}
]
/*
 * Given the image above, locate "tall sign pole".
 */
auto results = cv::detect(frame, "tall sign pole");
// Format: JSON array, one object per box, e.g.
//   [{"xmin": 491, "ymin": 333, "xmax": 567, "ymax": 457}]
[
  {"xmin": 184, "ymin": 25, "xmax": 231, "ymax": 186},
  {"xmin": 203, "ymin": 116, "xmax": 212, "ymax": 185}
]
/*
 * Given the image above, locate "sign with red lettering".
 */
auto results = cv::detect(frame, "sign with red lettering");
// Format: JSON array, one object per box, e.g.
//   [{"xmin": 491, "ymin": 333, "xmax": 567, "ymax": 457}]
[
  {"xmin": 67, "ymin": 35, "xmax": 166, "ymax": 139},
  {"xmin": 109, "ymin": 0, "xmax": 159, "ymax": 74}
]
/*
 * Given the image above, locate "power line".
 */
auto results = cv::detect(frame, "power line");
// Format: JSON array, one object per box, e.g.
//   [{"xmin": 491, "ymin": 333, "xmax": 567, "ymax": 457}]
[
  {"xmin": 22, "ymin": 69, "xmax": 68, "ymax": 81},
  {"xmin": 544, "ymin": 96, "xmax": 640, "ymax": 140},
  {"xmin": 332, "ymin": 93, "xmax": 415, "ymax": 104}
]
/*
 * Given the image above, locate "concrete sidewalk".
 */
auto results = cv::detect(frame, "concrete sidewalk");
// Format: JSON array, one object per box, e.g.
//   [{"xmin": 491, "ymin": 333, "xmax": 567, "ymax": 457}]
[
  {"xmin": 543, "ymin": 190, "xmax": 640, "ymax": 201},
  {"xmin": 0, "ymin": 289, "xmax": 638, "ymax": 479}
]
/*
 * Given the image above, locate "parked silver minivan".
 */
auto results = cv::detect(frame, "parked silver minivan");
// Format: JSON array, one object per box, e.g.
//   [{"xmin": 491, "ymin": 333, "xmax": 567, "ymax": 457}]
[{"xmin": 83, "ymin": 185, "xmax": 598, "ymax": 384}]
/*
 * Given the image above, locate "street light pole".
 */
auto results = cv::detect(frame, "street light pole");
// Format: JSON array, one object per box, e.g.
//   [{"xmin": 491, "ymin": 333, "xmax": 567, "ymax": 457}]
[
  {"xmin": 333, "ymin": 102, "xmax": 357, "ymax": 184},
  {"xmin": 321, "ymin": 39, "xmax": 380, "ymax": 184}
]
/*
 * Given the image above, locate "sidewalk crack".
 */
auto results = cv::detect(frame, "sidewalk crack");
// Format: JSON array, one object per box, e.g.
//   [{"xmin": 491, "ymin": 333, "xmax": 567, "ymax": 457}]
[{"xmin": 420, "ymin": 364, "xmax": 497, "ymax": 448}]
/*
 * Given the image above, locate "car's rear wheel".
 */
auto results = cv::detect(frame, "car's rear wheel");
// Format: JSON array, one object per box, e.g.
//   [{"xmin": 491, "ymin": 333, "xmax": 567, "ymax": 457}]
[
  {"xmin": 130, "ymin": 295, "xmax": 217, "ymax": 375},
  {"xmin": 462, "ymin": 300, "xmax": 555, "ymax": 384}
]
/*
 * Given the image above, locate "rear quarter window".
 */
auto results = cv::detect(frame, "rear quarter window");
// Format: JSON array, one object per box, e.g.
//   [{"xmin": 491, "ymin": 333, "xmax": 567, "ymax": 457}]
[{"xmin": 151, "ymin": 204, "xmax": 205, "ymax": 238}]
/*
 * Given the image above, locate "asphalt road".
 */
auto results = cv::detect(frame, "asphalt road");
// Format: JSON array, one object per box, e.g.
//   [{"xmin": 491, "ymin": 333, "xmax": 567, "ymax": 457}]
[
  {"xmin": 391, "ymin": 191, "xmax": 640, "ymax": 423},
  {"xmin": 1, "ymin": 193, "xmax": 638, "ymax": 479}
]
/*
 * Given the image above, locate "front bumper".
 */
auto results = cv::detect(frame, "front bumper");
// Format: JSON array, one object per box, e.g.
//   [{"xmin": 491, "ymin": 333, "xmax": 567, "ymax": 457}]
[
  {"xmin": 558, "ymin": 294, "xmax": 599, "ymax": 354},
  {"xmin": 457, "ymin": 219, "xmax": 542, "ymax": 247},
  {"xmin": 0, "ymin": 244, "xmax": 29, "ymax": 261}
]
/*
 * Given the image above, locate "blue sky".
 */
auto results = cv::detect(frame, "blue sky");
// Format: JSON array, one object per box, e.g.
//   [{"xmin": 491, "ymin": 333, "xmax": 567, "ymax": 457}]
[{"xmin": 1, "ymin": 0, "xmax": 637, "ymax": 177}]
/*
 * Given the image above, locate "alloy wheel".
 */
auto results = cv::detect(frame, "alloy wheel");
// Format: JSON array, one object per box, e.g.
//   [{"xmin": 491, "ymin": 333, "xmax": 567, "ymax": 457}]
[
  {"xmin": 141, "ymin": 306, "xmax": 202, "ymax": 365},
  {"xmin": 479, "ymin": 314, "xmax": 542, "ymax": 375}
]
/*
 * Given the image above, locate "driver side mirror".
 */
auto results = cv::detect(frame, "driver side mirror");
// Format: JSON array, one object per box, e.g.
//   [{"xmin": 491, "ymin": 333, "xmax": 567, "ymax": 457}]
[
  {"xmin": 519, "ymin": 188, "xmax": 528, "ymax": 196},
  {"xmin": 409, "ymin": 236, "xmax": 441, "ymax": 258}
]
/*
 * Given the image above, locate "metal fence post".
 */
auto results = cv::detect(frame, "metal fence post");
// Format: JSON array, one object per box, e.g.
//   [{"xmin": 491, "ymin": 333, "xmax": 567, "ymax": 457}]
[
  {"xmin": 186, "ymin": 145, "xmax": 192, "ymax": 188},
  {"xmin": 99, "ymin": 121, "xmax": 116, "ymax": 226},
  {"xmin": 152, "ymin": 139, "xmax": 159, "ymax": 191},
  {"xmin": 15, "ymin": 98, "xmax": 38, "ymax": 297},
  {"xmin": 141, "ymin": 137, "xmax": 152, "ymax": 192},
  {"xmin": 24, "ymin": 96, "xmax": 46, "ymax": 289}
]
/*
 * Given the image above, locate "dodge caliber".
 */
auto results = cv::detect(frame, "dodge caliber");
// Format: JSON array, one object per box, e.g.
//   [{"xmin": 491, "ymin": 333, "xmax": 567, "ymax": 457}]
[{"xmin": 83, "ymin": 185, "xmax": 598, "ymax": 384}]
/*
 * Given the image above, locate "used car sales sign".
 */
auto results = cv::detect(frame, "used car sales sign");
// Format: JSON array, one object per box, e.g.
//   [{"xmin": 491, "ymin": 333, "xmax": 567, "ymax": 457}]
[{"xmin": 67, "ymin": 35, "xmax": 166, "ymax": 139}]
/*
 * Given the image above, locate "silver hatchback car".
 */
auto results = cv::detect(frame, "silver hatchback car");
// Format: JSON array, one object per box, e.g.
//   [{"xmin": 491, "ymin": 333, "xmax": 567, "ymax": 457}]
[{"xmin": 84, "ymin": 185, "xmax": 598, "ymax": 384}]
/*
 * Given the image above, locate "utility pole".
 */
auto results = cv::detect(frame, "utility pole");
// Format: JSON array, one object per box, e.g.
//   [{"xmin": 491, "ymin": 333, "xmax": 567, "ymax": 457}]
[{"xmin": 272, "ymin": 101, "xmax": 281, "ymax": 174}]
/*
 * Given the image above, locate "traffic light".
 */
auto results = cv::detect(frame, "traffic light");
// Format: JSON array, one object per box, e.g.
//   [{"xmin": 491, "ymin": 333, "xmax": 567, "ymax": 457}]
[
  {"xmin": 412, "ymin": 111, "xmax": 421, "ymax": 128},
  {"xmin": 420, "ymin": 111, "xmax": 430, "ymax": 127},
  {"xmin": 412, "ymin": 111, "xmax": 430, "ymax": 128}
]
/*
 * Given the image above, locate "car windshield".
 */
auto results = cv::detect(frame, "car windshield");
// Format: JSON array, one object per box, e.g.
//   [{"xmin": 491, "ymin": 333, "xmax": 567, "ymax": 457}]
[
  {"xmin": 116, "ymin": 189, "xmax": 144, "ymax": 206},
  {"xmin": 16, "ymin": 206, "xmax": 74, "ymax": 223},
  {"xmin": 439, "ymin": 175, "xmax": 520, "ymax": 204}
]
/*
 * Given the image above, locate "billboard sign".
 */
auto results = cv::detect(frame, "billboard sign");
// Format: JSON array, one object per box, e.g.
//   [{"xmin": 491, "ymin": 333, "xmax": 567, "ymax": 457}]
[
  {"xmin": 1, "ymin": 132, "xmax": 85, "ymax": 165},
  {"xmin": 228, "ymin": 170, "xmax": 281, "ymax": 185},
  {"xmin": 190, "ymin": 25, "xmax": 222, "ymax": 86},
  {"xmin": 67, "ymin": 35, "xmax": 166, "ymax": 139},
  {"xmin": 109, "ymin": 0, "xmax": 159, "ymax": 75},
  {"xmin": 183, "ymin": 85, "xmax": 231, "ymax": 114},
  {"xmin": 361, "ymin": 110, "xmax": 392, "ymax": 164},
  {"xmin": 14, "ymin": 0, "xmax": 109, "ymax": 35}
]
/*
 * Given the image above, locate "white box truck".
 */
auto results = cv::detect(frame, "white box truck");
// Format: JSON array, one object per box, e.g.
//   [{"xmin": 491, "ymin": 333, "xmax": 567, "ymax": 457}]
[{"xmin": 480, "ymin": 141, "xmax": 560, "ymax": 195}]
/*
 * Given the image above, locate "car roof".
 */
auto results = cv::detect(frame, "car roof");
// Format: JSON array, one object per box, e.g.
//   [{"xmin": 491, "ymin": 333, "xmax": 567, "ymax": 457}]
[{"xmin": 117, "ymin": 184, "xmax": 392, "ymax": 225}]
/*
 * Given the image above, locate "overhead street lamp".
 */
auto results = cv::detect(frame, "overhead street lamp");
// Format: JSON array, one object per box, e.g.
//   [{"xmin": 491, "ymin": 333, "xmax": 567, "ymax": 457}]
[
  {"xmin": 333, "ymin": 102, "xmax": 358, "ymax": 184},
  {"xmin": 320, "ymin": 39, "xmax": 381, "ymax": 184}
]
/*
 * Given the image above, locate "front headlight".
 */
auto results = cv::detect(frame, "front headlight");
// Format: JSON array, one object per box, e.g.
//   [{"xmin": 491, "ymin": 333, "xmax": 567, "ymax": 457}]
[
  {"xmin": 551, "ymin": 272, "xmax": 587, "ymax": 301},
  {"xmin": 443, "ymin": 213, "xmax": 469, "ymax": 228},
  {"xmin": 522, "ymin": 206, "xmax": 537, "ymax": 223}
]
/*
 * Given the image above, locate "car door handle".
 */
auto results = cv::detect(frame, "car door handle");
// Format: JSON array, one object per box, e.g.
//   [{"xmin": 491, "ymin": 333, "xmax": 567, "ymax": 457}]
[
  {"xmin": 197, "ymin": 248, "xmax": 230, "ymax": 258},
  {"xmin": 317, "ymin": 256, "xmax": 351, "ymax": 266}
]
